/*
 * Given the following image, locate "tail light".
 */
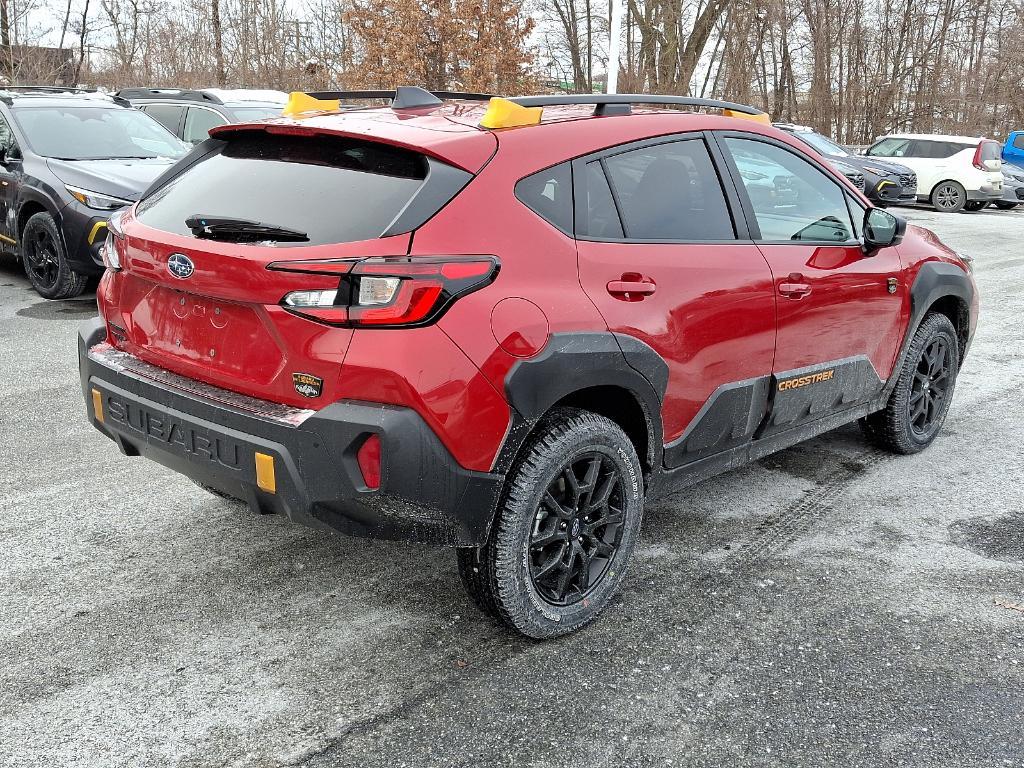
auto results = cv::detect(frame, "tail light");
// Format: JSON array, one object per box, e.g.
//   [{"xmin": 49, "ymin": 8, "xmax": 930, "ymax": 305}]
[
  {"xmin": 972, "ymin": 142, "xmax": 984, "ymax": 170},
  {"xmin": 101, "ymin": 209, "xmax": 127, "ymax": 271},
  {"xmin": 270, "ymin": 256, "xmax": 499, "ymax": 327}
]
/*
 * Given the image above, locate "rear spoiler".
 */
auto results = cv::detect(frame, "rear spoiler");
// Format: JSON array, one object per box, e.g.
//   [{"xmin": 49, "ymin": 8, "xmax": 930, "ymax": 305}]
[{"xmin": 209, "ymin": 118, "xmax": 496, "ymax": 174}]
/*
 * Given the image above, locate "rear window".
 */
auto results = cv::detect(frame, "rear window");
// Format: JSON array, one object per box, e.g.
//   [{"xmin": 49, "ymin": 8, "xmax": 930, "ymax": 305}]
[
  {"xmin": 980, "ymin": 140, "xmax": 1001, "ymax": 162},
  {"xmin": 136, "ymin": 133, "xmax": 432, "ymax": 246}
]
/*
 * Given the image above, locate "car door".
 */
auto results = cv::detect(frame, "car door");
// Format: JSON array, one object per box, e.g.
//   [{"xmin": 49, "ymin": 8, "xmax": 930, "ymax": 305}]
[
  {"xmin": 183, "ymin": 106, "xmax": 228, "ymax": 145},
  {"xmin": 0, "ymin": 111, "xmax": 20, "ymax": 246},
  {"xmin": 717, "ymin": 133, "xmax": 906, "ymax": 436},
  {"xmin": 572, "ymin": 134, "xmax": 777, "ymax": 468}
]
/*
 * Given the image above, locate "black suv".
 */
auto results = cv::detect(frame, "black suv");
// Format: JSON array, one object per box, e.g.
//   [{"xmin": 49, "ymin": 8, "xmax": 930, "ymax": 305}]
[
  {"xmin": 116, "ymin": 88, "xmax": 287, "ymax": 145},
  {"xmin": 774, "ymin": 123, "xmax": 918, "ymax": 206},
  {"xmin": 0, "ymin": 87, "xmax": 187, "ymax": 298}
]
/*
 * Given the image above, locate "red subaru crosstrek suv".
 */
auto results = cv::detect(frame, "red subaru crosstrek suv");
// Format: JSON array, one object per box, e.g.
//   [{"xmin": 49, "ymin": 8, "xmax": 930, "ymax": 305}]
[{"xmin": 80, "ymin": 88, "xmax": 978, "ymax": 637}]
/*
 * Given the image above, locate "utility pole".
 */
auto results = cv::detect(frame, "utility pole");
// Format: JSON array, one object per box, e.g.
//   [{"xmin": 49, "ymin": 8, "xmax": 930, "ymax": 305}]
[{"xmin": 607, "ymin": 0, "xmax": 622, "ymax": 93}]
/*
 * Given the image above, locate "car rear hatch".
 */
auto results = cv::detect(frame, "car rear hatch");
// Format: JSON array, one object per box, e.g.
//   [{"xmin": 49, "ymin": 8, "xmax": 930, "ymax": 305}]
[{"xmin": 102, "ymin": 121, "xmax": 493, "ymax": 407}]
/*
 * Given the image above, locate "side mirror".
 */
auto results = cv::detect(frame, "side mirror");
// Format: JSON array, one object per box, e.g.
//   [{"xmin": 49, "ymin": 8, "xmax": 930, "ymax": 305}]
[{"xmin": 863, "ymin": 208, "xmax": 906, "ymax": 252}]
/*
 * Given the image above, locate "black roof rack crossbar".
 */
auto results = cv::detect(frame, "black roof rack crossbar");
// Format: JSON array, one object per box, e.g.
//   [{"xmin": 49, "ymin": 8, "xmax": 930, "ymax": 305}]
[
  {"xmin": 506, "ymin": 94, "xmax": 763, "ymax": 117},
  {"xmin": 306, "ymin": 87, "xmax": 493, "ymax": 109},
  {"xmin": 115, "ymin": 88, "xmax": 223, "ymax": 104}
]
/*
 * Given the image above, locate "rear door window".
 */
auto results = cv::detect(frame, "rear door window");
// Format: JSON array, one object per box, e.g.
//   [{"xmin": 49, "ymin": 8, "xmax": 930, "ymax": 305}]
[
  {"xmin": 136, "ymin": 133, "xmax": 438, "ymax": 246},
  {"xmin": 142, "ymin": 104, "xmax": 185, "ymax": 135},
  {"xmin": 601, "ymin": 139, "xmax": 735, "ymax": 240},
  {"xmin": 183, "ymin": 107, "xmax": 228, "ymax": 144},
  {"xmin": 581, "ymin": 161, "xmax": 624, "ymax": 238}
]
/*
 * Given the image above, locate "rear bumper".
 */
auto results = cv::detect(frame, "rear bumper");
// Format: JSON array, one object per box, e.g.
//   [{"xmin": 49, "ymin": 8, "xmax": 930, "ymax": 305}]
[
  {"xmin": 968, "ymin": 183, "xmax": 1003, "ymax": 201},
  {"xmin": 78, "ymin": 318, "xmax": 502, "ymax": 545}
]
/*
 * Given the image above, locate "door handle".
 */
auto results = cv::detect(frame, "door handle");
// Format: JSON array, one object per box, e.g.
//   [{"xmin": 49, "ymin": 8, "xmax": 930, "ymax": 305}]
[
  {"xmin": 607, "ymin": 273, "xmax": 657, "ymax": 300},
  {"xmin": 778, "ymin": 282, "xmax": 812, "ymax": 299}
]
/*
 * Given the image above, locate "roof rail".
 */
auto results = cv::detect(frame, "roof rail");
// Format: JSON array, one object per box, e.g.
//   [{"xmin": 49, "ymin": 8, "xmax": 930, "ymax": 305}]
[
  {"xmin": 115, "ymin": 87, "xmax": 224, "ymax": 104},
  {"xmin": 506, "ymin": 94, "xmax": 764, "ymax": 117},
  {"xmin": 306, "ymin": 86, "xmax": 493, "ymax": 109},
  {"xmin": 3, "ymin": 85, "xmax": 98, "ymax": 93}
]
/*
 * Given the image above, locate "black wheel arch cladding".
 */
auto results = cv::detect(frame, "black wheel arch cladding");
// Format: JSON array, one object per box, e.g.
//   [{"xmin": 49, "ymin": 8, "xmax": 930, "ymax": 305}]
[{"xmin": 500, "ymin": 332, "xmax": 667, "ymax": 477}]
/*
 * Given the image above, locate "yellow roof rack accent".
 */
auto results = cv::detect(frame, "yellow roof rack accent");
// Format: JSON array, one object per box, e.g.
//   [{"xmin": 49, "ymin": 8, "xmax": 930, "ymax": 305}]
[
  {"xmin": 479, "ymin": 97, "xmax": 543, "ymax": 129},
  {"xmin": 722, "ymin": 109, "xmax": 771, "ymax": 124},
  {"xmin": 282, "ymin": 91, "xmax": 341, "ymax": 117}
]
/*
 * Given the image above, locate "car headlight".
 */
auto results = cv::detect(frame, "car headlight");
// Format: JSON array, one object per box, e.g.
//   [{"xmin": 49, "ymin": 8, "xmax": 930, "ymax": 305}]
[{"xmin": 66, "ymin": 184, "xmax": 132, "ymax": 211}]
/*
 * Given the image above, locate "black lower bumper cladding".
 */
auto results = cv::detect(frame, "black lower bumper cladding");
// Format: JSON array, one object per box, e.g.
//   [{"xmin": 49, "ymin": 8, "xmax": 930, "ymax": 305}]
[{"xmin": 78, "ymin": 319, "xmax": 502, "ymax": 545}]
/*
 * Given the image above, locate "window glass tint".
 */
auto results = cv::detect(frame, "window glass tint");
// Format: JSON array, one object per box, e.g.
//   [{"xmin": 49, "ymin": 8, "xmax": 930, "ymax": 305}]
[
  {"xmin": 725, "ymin": 137, "xmax": 855, "ymax": 242},
  {"xmin": 1013, "ymin": 134, "xmax": 1024, "ymax": 150},
  {"xmin": 583, "ymin": 161, "xmax": 623, "ymax": 238},
  {"xmin": 515, "ymin": 162, "xmax": 573, "ymax": 232},
  {"xmin": 867, "ymin": 138, "xmax": 910, "ymax": 158},
  {"xmin": 184, "ymin": 107, "xmax": 227, "ymax": 144},
  {"xmin": 143, "ymin": 104, "xmax": 185, "ymax": 134},
  {"xmin": 603, "ymin": 140, "xmax": 734, "ymax": 240},
  {"xmin": 846, "ymin": 194, "xmax": 864, "ymax": 239},
  {"xmin": 136, "ymin": 134, "xmax": 428, "ymax": 246}
]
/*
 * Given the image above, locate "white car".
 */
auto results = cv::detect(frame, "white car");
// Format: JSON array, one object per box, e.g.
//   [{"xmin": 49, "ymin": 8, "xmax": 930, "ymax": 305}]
[{"xmin": 864, "ymin": 133, "xmax": 1003, "ymax": 212}]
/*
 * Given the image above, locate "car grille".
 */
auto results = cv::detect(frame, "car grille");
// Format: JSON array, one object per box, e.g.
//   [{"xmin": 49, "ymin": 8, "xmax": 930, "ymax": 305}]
[
  {"xmin": 899, "ymin": 173, "xmax": 917, "ymax": 191},
  {"xmin": 845, "ymin": 171, "xmax": 866, "ymax": 191}
]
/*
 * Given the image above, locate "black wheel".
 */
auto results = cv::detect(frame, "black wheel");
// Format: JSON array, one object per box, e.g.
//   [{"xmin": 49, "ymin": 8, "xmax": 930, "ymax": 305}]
[
  {"xmin": 994, "ymin": 202, "xmax": 1019, "ymax": 210},
  {"xmin": 21, "ymin": 212, "xmax": 88, "ymax": 299},
  {"xmin": 963, "ymin": 201, "xmax": 988, "ymax": 212},
  {"xmin": 930, "ymin": 181, "xmax": 967, "ymax": 213},
  {"xmin": 458, "ymin": 408, "xmax": 644, "ymax": 638},
  {"xmin": 861, "ymin": 313, "xmax": 960, "ymax": 454}
]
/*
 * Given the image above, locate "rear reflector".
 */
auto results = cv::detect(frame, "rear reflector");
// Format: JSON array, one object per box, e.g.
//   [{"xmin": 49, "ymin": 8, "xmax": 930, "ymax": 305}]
[
  {"xmin": 357, "ymin": 434, "xmax": 382, "ymax": 490},
  {"xmin": 255, "ymin": 452, "xmax": 277, "ymax": 493},
  {"xmin": 91, "ymin": 388, "xmax": 104, "ymax": 423},
  {"xmin": 271, "ymin": 256, "xmax": 498, "ymax": 328}
]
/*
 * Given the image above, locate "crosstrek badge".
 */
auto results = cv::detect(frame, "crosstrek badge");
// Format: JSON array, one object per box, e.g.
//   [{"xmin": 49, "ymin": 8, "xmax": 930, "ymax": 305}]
[{"xmin": 292, "ymin": 373, "xmax": 323, "ymax": 398}]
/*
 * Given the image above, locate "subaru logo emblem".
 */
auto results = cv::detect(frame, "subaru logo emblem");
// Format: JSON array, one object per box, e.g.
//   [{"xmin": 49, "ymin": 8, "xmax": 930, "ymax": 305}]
[{"xmin": 167, "ymin": 253, "xmax": 194, "ymax": 279}]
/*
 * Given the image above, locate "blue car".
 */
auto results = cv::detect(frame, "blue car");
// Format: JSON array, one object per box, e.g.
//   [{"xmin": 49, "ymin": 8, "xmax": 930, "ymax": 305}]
[{"xmin": 999, "ymin": 131, "xmax": 1024, "ymax": 209}]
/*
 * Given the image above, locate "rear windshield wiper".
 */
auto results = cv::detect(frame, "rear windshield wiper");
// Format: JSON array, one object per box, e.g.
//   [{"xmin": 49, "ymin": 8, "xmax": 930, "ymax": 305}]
[{"xmin": 185, "ymin": 215, "xmax": 309, "ymax": 243}]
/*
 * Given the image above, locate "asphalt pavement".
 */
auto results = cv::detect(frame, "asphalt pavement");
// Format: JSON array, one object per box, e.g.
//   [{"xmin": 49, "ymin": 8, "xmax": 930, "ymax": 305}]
[{"xmin": 1, "ymin": 207, "xmax": 1021, "ymax": 767}]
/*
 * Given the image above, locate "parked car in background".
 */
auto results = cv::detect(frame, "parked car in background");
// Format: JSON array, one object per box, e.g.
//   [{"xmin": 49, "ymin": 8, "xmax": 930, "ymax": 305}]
[
  {"xmin": 774, "ymin": 122, "xmax": 916, "ymax": 206},
  {"xmin": 865, "ymin": 133, "xmax": 1003, "ymax": 212},
  {"xmin": 116, "ymin": 88, "xmax": 288, "ymax": 145},
  {"xmin": 993, "ymin": 163, "xmax": 1024, "ymax": 209},
  {"xmin": 0, "ymin": 86, "xmax": 188, "ymax": 298},
  {"xmin": 1002, "ymin": 130, "xmax": 1024, "ymax": 170}
]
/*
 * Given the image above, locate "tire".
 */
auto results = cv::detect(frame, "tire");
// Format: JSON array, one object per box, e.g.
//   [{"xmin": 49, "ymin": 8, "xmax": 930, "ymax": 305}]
[
  {"xmin": 963, "ymin": 201, "xmax": 988, "ymax": 212},
  {"xmin": 190, "ymin": 479, "xmax": 243, "ymax": 503},
  {"xmin": 860, "ymin": 312, "xmax": 960, "ymax": 454},
  {"xmin": 21, "ymin": 212, "xmax": 88, "ymax": 299},
  {"xmin": 457, "ymin": 408, "xmax": 645, "ymax": 638},
  {"xmin": 930, "ymin": 181, "xmax": 967, "ymax": 213},
  {"xmin": 995, "ymin": 202, "xmax": 1019, "ymax": 210}
]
